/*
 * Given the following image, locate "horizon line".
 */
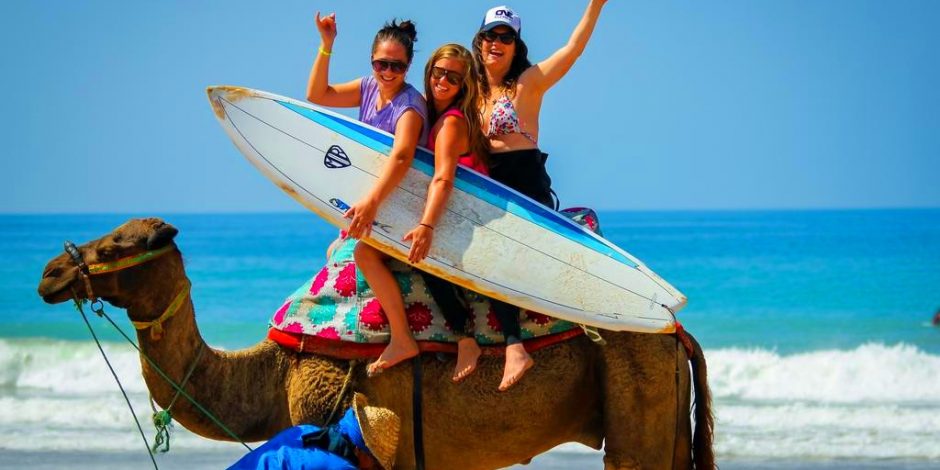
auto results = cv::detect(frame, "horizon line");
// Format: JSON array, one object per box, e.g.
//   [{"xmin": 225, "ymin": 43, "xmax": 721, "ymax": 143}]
[{"xmin": 1, "ymin": 206, "xmax": 938, "ymax": 216}]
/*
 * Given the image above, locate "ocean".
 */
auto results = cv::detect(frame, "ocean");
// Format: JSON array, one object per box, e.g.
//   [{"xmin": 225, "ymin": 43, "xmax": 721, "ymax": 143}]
[{"xmin": 3, "ymin": 210, "xmax": 939, "ymax": 469}]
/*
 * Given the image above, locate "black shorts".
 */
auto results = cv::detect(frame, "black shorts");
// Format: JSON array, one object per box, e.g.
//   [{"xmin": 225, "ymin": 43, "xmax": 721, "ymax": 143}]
[{"xmin": 487, "ymin": 148, "xmax": 556, "ymax": 209}]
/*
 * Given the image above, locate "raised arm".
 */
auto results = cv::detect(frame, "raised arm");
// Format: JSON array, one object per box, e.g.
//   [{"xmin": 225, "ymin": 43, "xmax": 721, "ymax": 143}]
[
  {"xmin": 306, "ymin": 11, "xmax": 361, "ymax": 107},
  {"xmin": 525, "ymin": 0, "xmax": 607, "ymax": 92},
  {"xmin": 344, "ymin": 110, "xmax": 424, "ymax": 239},
  {"xmin": 403, "ymin": 116, "xmax": 464, "ymax": 263}
]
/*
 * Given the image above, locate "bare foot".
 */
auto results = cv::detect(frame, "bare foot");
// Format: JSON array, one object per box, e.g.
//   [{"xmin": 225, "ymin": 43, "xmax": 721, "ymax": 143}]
[
  {"xmin": 367, "ymin": 338, "xmax": 419, "ymax": 377},
  {"xmin": 452, "ymin": 337, "xmax": 482, "ymax": 383},
  {"xmin": 498, "ymin": 343, "xmax": 534, "ymax": 391}
]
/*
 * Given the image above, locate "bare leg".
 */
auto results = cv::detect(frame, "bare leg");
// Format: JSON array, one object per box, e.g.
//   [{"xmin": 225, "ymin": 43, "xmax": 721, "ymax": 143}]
[
  {"xmin": 354, "ymin": 243, "xmax": 419, "ymax": 374},
  {"xmin": 499, "ymin": 342, "xmax": 534, "ymax": 392},
  {"xmin": 453, "ymin": 337, "xmax": 482, "ymax": 383}
]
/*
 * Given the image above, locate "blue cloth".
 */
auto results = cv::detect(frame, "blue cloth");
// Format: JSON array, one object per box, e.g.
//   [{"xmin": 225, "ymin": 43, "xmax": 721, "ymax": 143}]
[
  {"xmin": 335, "ymin": 408, "xmax": 367, "ymax": 451},
  {"xmin": 228, "ymin": 409, "xmax": 363, "ymax": 470}
]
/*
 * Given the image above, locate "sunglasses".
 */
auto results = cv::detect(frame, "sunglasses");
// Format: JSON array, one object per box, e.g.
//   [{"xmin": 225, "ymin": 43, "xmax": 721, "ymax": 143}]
[
  {"xmin": 430, "ymin": 66, "xmax": 463, "ymax": 86},
  {"xmin": 371, "ymin": 59, "xmax": 408, "ymax": 74},
  {"xmin": 479, "ymin": 30, "xmax": 516, "ymax": 45}
]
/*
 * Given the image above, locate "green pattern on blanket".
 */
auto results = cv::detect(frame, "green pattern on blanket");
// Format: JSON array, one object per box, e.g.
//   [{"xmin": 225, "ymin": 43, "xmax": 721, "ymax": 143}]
[{"xmin": 270, "ymin": 237, "xmax": 576, "ymax": 344}]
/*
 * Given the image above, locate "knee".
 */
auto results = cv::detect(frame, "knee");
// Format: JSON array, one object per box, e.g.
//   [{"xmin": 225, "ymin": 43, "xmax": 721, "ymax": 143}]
[{"xmin": 354, "ymin": 242, "xmax": 379, "ymax": 265}]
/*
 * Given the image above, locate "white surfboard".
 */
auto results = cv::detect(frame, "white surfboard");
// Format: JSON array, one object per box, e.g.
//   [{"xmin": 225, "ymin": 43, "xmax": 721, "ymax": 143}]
[{"xmin": 207, "ymin": 86, "xmax": 686, "ymax": 333}]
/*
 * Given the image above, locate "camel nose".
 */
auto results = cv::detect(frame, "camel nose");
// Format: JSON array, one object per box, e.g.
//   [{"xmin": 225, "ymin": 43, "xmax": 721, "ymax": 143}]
[{"xmin": 42, "ymin": 266, "xmax": 63, "ymax": 279}]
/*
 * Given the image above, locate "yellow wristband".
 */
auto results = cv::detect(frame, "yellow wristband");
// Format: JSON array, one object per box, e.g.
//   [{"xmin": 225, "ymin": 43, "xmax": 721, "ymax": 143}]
[{"xmin": 319, "ymin": 47, "xmax": 332, "ymax": 56}]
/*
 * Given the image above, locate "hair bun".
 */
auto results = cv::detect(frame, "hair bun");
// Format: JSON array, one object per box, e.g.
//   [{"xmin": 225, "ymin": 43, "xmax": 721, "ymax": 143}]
[
  {"xmin": 374, "ymin": 19, "xmax": 418, "ymax": 62},
  {"xmin": 395, "ymin": 19, "xmax": 418, "ymax": 42}
]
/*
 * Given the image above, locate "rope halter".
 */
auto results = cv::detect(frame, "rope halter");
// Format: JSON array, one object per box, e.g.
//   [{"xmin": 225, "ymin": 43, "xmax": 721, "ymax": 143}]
[{"xmin": 64, "ymin": 241, "xmax": 188, "ymax": 341}]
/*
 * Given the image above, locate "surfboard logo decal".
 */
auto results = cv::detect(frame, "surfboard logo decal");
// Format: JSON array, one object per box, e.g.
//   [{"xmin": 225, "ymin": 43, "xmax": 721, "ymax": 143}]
[
  {"xmin": 329, "ymin": 198, "xmax": 392, "ymax": 233},
  {"xmin": 329, "ymin": 198, "xmax": 350, "ymax": 211},
  {"xmin": 324, "ymin": 145, "xmax": 350, "ymax": 168}
]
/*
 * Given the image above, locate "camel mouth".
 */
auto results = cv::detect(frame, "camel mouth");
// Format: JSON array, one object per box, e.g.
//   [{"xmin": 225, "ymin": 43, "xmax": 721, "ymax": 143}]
[
  {"xmin": 38, "ymin": 268, "xmax": 80, "ymax": 304},
  {"xmin": 38, "ymin": 281, "xmax": 76, "ymax": 304}
]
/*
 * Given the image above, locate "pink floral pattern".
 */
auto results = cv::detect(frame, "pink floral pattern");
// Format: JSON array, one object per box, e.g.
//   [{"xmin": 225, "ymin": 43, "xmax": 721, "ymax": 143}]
[
  {"xmin": 360, "ymin": 299, "xmax": 388, "ymax": 331},
  {"xmin": 406, "ymin": 302, "xmax": 433, "ymax": 334},
  {"xmin": 309, "ymin": 267, "xmax": 330, "ymax": 296},
  {"xmin": 268, "ymin": 237, "xmax": 576, "ymax": 345},
  {"xmin": 334, "ymin": 264, "xmax": 357, "ymax": 298}
]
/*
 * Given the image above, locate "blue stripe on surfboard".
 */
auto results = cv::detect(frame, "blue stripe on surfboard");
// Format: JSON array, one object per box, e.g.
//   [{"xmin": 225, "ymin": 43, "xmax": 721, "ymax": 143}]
[{"xmin": 277, "ymin": 100, "xmax": 636, "ymax": 267}]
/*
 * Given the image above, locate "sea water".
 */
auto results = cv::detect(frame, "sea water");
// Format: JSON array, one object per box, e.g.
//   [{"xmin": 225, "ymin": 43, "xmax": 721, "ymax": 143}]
[{"xmin": 2, "ymin": 210, "xmax": 938, "ymax": 468}]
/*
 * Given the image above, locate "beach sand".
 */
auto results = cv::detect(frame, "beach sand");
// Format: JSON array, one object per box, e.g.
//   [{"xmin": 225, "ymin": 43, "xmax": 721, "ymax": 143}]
[{"xmin": 1, "ymin": 449, "xmax": 936, "ymax": 469}]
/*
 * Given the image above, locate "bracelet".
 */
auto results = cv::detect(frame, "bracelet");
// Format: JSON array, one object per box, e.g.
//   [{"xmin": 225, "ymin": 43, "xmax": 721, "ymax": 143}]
[
  {"xmin": 319, "ymin": 46, "xmax": 332, "ymax": 56},
  {"xmin": 419, "ymin": 223, "xmax": 434, "ymax": 230}
]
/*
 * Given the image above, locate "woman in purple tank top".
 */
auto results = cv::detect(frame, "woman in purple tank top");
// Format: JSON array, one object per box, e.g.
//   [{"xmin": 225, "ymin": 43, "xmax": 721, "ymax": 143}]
[{"xmin": 306, "ymin": 13, "xmax": 427, "ymax": 374}]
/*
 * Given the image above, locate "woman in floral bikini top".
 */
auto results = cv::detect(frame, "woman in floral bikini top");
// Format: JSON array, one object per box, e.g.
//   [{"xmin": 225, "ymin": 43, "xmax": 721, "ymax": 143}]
[{"xmin": 472, "ymin": 1, "xmax": 610, "ymax": 391}]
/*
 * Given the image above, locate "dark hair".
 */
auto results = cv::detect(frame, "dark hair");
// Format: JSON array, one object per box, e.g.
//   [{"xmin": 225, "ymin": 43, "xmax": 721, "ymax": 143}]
[
  {"xmin": 472, "ymin": 32, "xmax": 532, "ymax": 97},
  {"xmin": 373, "ymin": 19, "xmax": 418, "ymax": 64}
]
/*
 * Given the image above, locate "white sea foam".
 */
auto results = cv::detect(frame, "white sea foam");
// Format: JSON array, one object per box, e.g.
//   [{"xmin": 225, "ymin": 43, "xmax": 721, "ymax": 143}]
[
  {"xmin": 708, "ymin": 343, "xmax": 940, "ymax": 459},
  {"xmin": 2, "ymin": 339, "xmax": 939, "ymax": 458},
  {"xmin": 0, "ymin": 338, "xmax": 147, "ymax": 394},
  {"xmin": 708, "ymin": 342, "xmax": 940, "ymax": 403},
  {"xmin": 0, "ymin": 338, "xmax": 240, "ymax": 452}
]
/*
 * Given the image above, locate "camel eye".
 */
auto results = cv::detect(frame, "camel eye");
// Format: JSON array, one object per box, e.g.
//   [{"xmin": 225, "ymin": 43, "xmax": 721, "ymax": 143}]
[{"xmin": 98, "ymin": 246, "xmax": 118, "ymax": 259}]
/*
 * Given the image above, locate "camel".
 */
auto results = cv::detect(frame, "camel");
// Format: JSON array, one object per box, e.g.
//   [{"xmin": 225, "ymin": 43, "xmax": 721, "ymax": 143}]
[{"xmin": 37, "ymin": 217, "xmax": 714, "ymax": 469}]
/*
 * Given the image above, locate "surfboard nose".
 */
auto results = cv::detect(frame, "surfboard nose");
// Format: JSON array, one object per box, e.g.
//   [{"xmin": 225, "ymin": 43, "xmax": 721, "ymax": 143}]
[{"xmin": 206, "ymin": 85, "xmax": 254, "ymax": 119}]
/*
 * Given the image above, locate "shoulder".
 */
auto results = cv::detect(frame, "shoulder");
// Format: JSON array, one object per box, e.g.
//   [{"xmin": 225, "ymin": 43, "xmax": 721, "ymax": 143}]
[
  {"xmin": 441, "ymin": 108, "xmax": 466, "ymax": 120},
  {"xmin": 358, "ymin": 76, "xmax": 375, "ymax": 98},
  {"xmin": 440, "ymin": 112, "xmax": 468, "ymax": 130},
  {"xmin": 436, "ymin": 112, "xmax": 468, "ymax": 139},
  {"xmin": 401, "ymin": 83, "xmax": 428, "ymax": 109}
]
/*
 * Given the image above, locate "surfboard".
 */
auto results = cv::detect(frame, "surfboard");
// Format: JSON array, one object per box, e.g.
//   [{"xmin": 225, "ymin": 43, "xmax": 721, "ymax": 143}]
[{"xmin": 207, "ymin": 86, "xmax": 686, "ymax": 333}]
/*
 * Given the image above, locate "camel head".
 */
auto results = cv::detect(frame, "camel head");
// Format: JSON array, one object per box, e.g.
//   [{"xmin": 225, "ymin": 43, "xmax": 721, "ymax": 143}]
[{"xmin": 38, "ymin": 217, "xmax": 181, "ymax": 312}]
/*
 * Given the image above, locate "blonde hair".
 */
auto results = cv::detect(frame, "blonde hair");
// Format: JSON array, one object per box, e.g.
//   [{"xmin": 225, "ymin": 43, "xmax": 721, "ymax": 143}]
[{"xmin": 423, "ymin": 43, "xmax": 489, "ymax": 168}]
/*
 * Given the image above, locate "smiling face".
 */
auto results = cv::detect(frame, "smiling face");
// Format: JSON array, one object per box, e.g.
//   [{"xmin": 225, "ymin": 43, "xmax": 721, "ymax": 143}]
[
  {"xmin": 479, "ymin": 25, "xmax": 516, "ymax": 70},
  {"xmin": 429, "ymin": 57, "xmax": 466, "ymax": 108},
  {"xmin": 371, "ymin": 40, "xmax": 409, "ymax": 93}
]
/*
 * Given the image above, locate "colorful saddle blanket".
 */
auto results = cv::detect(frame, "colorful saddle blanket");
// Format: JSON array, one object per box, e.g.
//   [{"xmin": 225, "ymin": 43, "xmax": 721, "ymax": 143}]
[
  {"xmin": 268, "ymin": 237, "xmax": 579, "ymax": 353},
  {"xmin": 268, "ymin": 207, "xmax": 605, "ymax": 357}
]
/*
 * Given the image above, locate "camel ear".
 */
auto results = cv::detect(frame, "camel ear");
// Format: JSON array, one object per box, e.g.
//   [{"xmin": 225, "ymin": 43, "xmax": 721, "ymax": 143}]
[{"xmin": 146, "ymin": 222, "xmax": 179, "ymax": 249}]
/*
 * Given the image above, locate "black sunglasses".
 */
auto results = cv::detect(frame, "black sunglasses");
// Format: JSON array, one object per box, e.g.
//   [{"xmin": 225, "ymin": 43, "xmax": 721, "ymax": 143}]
[
  {"xmin": 430, "ymin": 66, "xmax": 463, "ymax": 86},
  {"xmin": 371, "ymin": 59, "xmax": 408, "ymax": 74},
  {"xmin": 479, "ymin": 30, "xmax": 516, "ymax": 45}
]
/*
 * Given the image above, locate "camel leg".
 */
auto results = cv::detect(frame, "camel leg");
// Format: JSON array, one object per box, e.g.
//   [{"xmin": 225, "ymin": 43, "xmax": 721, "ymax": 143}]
[{"xmin": 598, "ymin": 333, "xmax": 686, "ymax": 470}]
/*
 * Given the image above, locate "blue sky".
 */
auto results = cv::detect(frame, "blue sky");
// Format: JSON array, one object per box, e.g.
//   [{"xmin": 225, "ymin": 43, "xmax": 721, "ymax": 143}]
[{"xmin": 3, "ymin": 0, "xmax": 938, "ymax": 213}]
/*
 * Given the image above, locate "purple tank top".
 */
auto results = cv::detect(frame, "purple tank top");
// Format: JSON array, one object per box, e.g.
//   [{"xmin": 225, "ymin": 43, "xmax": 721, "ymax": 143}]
[{"xmin": 358, "ymin": 76, "xmax": 428, "ymax": 142}]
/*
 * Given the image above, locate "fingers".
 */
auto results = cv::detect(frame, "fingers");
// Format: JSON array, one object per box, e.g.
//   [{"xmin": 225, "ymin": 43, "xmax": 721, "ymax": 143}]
[
  {"xmin": 344, "ymin": 209, "xmax": 359, "ymax": 238},
  {"xmin": 407, "ymin": 235, "xmax": 431, "ymax": 263}
]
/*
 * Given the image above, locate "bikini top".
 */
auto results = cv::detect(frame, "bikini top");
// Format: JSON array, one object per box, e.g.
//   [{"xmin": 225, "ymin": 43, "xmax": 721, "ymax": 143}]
[{"xmin": 487, "ymin": 95, "xmax": 537, "ymax": 145}]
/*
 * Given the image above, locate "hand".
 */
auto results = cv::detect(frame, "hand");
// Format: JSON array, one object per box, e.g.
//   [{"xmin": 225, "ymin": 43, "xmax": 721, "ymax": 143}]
[
  {"xmin": 315, "ymin": 11, "xmax": 338, "ymax": 45},
  {"xmin": 343, "ymin": 198, "xmax": 377, "ymax": 239},
  {"xmin": 403, "ymin": 224, "xmax": 434, "ymax": 264}
]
